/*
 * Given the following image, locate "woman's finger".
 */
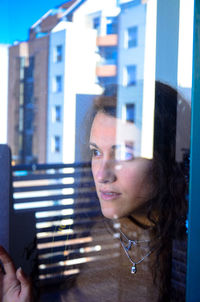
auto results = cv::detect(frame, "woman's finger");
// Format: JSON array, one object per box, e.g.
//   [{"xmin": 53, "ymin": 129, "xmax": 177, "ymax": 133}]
[
  {"xmin": 16, "ymin": 267, "xmax": 32, "ymax": 301},
  {"xmin": 0, "ymin": 246, "xmax": 16, "ymax": 277},
  {"xmin": 16, "ymin": 267, "xmax": 30, "ymax": 287}
]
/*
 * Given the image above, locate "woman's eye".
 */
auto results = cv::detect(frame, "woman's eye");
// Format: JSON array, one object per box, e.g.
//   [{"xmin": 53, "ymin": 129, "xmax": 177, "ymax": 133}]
[
  {"xmin": 123, "ymin": 151, "xmax": 134, "ymax": 161},
  {"xmin": 90, "ymin": 149, "xmax": 101, "ymax": 157},
  {"xmin": 115, "ymin": 148, "xmax": 134, "ymax": 161}
]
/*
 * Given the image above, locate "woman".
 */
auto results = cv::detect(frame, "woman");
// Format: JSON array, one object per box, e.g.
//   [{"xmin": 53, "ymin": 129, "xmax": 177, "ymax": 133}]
[
  {"xmin": 0, "ymin": 82, "xmax": 189, "ymax": 302},
  {"xmin": 83, "ymin": 82, "xmax": 188, "ymax": 301}
]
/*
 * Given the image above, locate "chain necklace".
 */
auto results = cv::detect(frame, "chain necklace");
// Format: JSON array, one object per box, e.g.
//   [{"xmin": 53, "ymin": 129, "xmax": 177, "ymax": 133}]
[{"xmin": 119, "ymin": 229, "xmax": 155, "ymax": 274}]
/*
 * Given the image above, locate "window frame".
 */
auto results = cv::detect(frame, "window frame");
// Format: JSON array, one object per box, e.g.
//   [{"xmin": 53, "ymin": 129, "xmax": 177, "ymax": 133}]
[
  {"xmin": 125, "ymin": 26, "xmax": 138, "ymax": 48},
  {"xmin": 124, "ymin": 65, "xmax": 137, "ymax": 86},
  {"xmin": 53, "ymin": 75, "xmax": 62, "ymax": 93}
]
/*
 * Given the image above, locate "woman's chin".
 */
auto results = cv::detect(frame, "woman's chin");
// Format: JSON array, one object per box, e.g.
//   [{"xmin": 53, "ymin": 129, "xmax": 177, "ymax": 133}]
[{"xmin": 101, "ymin": 207, "xmax": 120, "ymax": 220}]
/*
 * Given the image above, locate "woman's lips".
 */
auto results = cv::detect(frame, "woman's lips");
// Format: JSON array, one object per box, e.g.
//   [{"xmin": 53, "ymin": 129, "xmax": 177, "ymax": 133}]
[{"xmin": 99, "ymin": 190, "xmax": 121, "ymax": 201}]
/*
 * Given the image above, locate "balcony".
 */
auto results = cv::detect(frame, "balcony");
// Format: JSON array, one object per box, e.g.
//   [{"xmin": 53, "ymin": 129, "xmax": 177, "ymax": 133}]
[
  {"xmin": 96, "ymin": 65, "xmax": 117, "ymax": 77},
  {"xmin": 96, "ymin": 34, "xmax": 118, "ymax": 47}
]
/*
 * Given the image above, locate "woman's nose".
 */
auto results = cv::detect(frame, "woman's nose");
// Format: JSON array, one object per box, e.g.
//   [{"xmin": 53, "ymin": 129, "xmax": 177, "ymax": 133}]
[{"xmin": 96, "ymin": 160, "xmax": 117, "ymax": 183}]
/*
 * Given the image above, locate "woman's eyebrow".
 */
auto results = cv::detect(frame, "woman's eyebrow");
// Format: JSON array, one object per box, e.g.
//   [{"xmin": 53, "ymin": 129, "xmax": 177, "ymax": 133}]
[
  {"xmin": 89, "ymin": 142, "xmax": 134, "ymax": 150},
  {"xmin": 89, "ymin": 142, "xmax": 98, "ymax": 148},
  {"xmin": 111, "ymin": 143, "xmax": 134, "ymax": 150}
]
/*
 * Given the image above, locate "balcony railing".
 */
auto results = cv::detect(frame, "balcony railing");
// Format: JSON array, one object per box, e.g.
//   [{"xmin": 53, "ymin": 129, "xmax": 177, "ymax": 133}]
[
  {"xmin": 96, "ymin": 34, "xmax": 118, "ymax": 47},
  {"xmin": 96, "ymin": 65, "xmax": 117, "ymax": 77}
]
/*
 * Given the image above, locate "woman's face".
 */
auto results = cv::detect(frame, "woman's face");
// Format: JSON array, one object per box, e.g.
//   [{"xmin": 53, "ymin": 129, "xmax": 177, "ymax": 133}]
[{"xmin": 90, "ymin": 112, "xmax": 153, "ymax": 219}]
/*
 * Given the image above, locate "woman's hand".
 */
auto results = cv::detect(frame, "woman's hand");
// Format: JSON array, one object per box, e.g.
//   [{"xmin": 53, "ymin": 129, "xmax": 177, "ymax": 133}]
[{"xmin": 0, "ymin": 246, "xmax": 32, "ymax": 302}]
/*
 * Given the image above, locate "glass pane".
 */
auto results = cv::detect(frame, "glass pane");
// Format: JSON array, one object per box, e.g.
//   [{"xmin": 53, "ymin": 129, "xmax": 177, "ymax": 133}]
[{"xmin": 1, "ymin": 0, "xmax": 194, "ymax": 301}]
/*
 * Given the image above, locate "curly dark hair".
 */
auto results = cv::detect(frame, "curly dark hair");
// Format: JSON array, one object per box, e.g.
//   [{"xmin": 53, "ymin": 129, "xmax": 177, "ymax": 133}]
[{"xmin": 92, "ymin": 81, "xmax": 189, "ymax": 301}]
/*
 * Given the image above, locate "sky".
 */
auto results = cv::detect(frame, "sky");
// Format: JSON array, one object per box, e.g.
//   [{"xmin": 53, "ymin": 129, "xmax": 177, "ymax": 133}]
[{"xmin": 0, "ymin": 0, "xmax": 65, "ymax": 44}]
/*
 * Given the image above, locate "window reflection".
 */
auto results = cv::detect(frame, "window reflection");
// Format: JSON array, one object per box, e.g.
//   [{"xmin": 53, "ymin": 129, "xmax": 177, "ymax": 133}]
[
  {"xmin": 53, "ymin": 75, "xmax": 62, "ymax": 93},
  {"xmin": 5, "ymin": 0, "xmax": 193, "ymax": 301},
  {"xmin": 126, "ymin": 26, "xmax": 138, "ymax": 48},
  {"xmin": 54, "ymin": 45, "xmax": 63, "ymax": 63}
]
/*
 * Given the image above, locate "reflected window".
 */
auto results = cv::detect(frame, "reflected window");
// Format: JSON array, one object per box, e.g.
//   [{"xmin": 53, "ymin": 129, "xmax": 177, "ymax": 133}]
[
  {"xmin": 52, "ymin": 135, "xmax": 61, "ymax": 153},
  {"xmin": 93, "ymin": 17, "xmax": 100, "ymax": 32},
  {"xmin": 54, "ymin": 45, "xmax": 63, "ymax": 63},
  {"xmin": 124, "ymin": 103, "xmax": 135, "ymax": 122},
  {"xmin": 53, "ymin": 75, "xmax": 62, "ymax": 93},
  {"xmin": 106, "ymin": 17, "xmax": 118, "ymax": 35},
  {"xmin": 7, "ymin": 0, "xmax": 193, "ymax": 301},
  {"xmin": 55, "ymin": 105, "xmax": 61, "ymax": 122},
  {"xmin": 101, "ymin": 47, "xmax": 117, "ymax": 61},
  {"xmin": 52, "ymin": 105, "xmax": 61, "ymax": 122},
  {"xmin": 125, "ymin": 26, "xmax": 138, "ymax": 48},
  {"xmin": 124, "ymin": 65, "xmax": 137, "ymax": 86}
]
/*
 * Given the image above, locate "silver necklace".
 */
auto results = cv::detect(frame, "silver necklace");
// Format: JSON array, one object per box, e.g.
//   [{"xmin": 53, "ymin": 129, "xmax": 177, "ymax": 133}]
[
  {"xmin": 119, "ymin": 230, "xmax": 154, "ymax": 274},
  {"xmin": 119, "ymin": 229, "xmax": 151, "ymax": 250}
]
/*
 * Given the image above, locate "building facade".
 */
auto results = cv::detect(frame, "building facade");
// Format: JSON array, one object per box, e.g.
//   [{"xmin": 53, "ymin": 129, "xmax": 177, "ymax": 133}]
[
  {"xmin": 7, "ymin": 1, "xmax": 76, "ymax": 164},
  {"xmin": 7, "ymin": 0, "xmax": 120, "ymax": 164},
  {"xmin": 71, "ymin": 0, "xmax": 119, "ymax": 89},
  {"xmin": 117, "ymin": 0, "xmax": 147, "ymax": 156},
  {"xmin": 46, "ymin": 0, "xmax": 121, "ymax": 163}
]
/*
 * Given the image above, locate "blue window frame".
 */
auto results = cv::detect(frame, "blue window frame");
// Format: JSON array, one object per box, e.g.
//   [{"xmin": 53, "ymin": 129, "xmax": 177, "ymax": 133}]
[
  {"xmin": 186, "ymin": 1, "xmax": 200, "ymax": 301},
  {"xmin": 126, "ymin": 65, "xmax": 136, "ymax": 86},
  {"xmin": 125, "ymin": 103, "xmax": 135, "ymax": 122},
  {"xmin": 127, "ymin": 26, "xmax": 138, "ymax": 48}
]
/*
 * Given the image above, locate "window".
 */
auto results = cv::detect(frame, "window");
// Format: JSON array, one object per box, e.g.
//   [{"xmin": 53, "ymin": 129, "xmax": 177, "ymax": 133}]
[
  {"xmin": 93, "ymin": 17, "xmax": 100, "ymax": 32},
  {"xmin": 54, "ymin": 45, "xmax": 62, "ymax": 62},
  {"xmin": 19, "ymin": 57, "xmax": 25, "ymax": 80},
  {"xmin": 53, "ymin": 75, "xmax": 62, "ymax": 92},
  {"xmin": 100, "ymin": 47, "xmax": 117, "ymax": 62},
  {"xmin": 126, "ymin": 26, "xmax": 138, "ymax": 48},
  {"xmin": 124, "ymin": 65, "xmax": 136, "ymax": 86},
  {"xmin": 55, "ymin": 105, "xmax": 61, "ymax": 122},
  {"xmin": 125, "ymin": 104, "xmax": 135, "ymax": 122},
  {"xmin": 52, "ymin": 105, "xmax": 61, "ymax": 122},
  {"xmin": 7, "ymin": 2, "xmax": 194, "ymax": 301},
  {"xmin": 53, "ymin": 135, "xmax": 61, "ymax": 152},
  {"xmin": 106, "ymin": 17, "xmax": 118, "ymax": 35}
]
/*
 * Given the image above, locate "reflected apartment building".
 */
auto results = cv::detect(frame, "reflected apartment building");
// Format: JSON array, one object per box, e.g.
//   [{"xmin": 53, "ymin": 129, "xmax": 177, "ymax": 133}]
[
  {"xmin": 8, "ymin": 0, "xmax": 148, "ymax": 164},
  {"xmin": 47, "ymin": 0, "xmax": 119, "ymax": 163},
  {"xmin": 117, "ymin": 0, "xmax": 147, "ymax": 157},
  {"xmin": 7, "ymin": 0, "xmax": 119, "ymax": 164},
  {"xmin": 117, "ymin": 0, "xmax": 192, "ymax": 162},
  {"xmin": 7, "ymin": 1, "xmax": 76, "ymax": 164}
]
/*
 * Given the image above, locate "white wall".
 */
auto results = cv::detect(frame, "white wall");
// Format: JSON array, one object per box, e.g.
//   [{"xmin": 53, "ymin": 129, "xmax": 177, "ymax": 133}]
[
  {"xmin": 47, "ymin": 21, "xmax": 101, "ymax": 163},
  {"xmin": 62, "ymin": 22, "xmax": 101, "ymax": 163}
]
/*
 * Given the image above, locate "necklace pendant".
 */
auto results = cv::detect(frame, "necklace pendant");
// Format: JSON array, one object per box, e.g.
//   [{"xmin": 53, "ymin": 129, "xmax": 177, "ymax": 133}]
[{"xmin": 131, "ymin": 264, "xmax": 137, "ymax": 274}]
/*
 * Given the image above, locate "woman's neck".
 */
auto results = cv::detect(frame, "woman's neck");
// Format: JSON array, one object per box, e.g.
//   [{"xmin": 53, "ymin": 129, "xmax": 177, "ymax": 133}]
[{"xmin": 116, "ymin": 215, "xmax": 155, "ymax": 241}]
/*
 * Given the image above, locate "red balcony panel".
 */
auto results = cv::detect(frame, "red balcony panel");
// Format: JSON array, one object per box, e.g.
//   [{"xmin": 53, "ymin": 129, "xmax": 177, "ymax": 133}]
[
  {"xmin": 96, "ymin": 35, "xmax": 118, "ymax": 47},
  {"xmin": 96, "ymin": 65, "xmax": 117, "ymax": 77}
]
